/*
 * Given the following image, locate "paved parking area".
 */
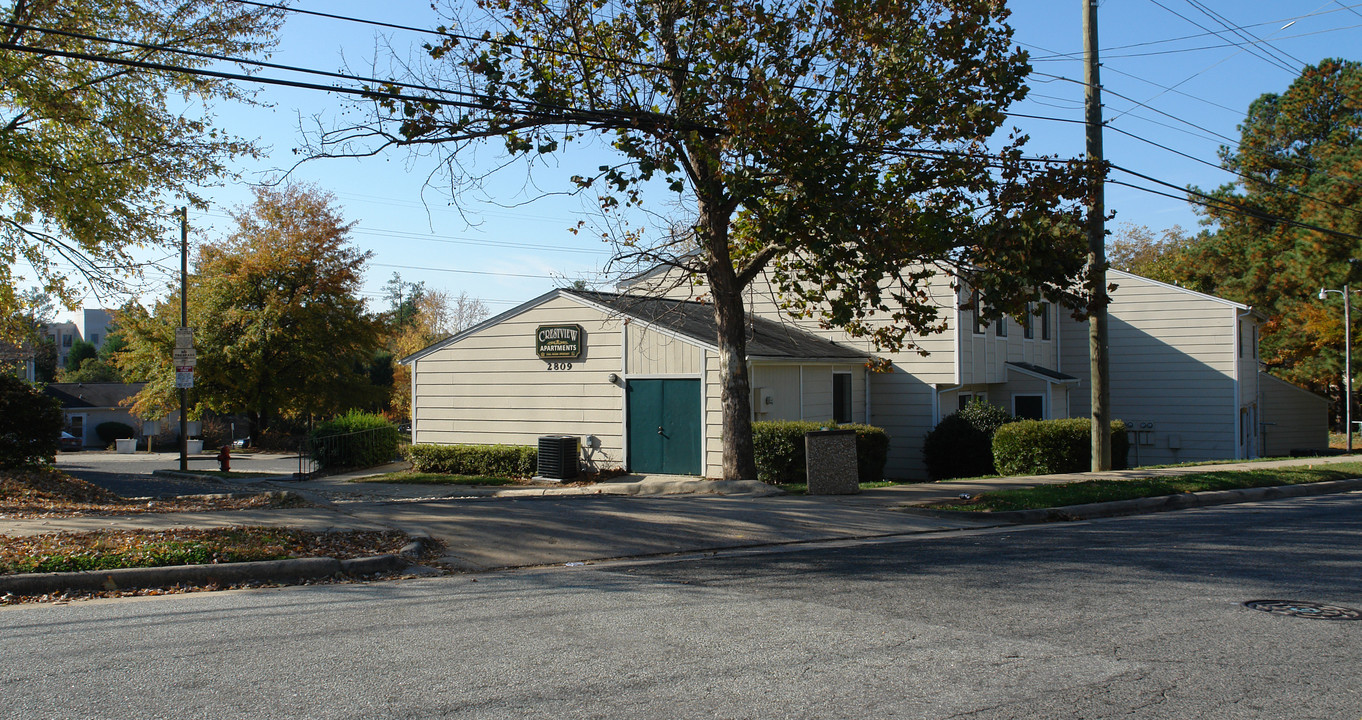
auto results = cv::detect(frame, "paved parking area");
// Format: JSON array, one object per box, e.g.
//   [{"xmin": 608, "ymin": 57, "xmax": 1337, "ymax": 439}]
[{"xmin": 55, "ymin": 450, "xmax": 302, "ymax": 498}]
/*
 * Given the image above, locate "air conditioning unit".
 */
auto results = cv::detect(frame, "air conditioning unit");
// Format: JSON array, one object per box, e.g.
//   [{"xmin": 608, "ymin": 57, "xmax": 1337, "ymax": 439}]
[{"xmin": 537, "ymin": 436, "xmax": 581, "ymax": 480}]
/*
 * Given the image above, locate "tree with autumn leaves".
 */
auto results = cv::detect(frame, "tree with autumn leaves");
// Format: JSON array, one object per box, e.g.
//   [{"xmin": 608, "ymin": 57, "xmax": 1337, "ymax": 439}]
[
  {"xmin": 118, "ymin": 185, "xmax": 382, "ymax": 441},
  {"xmin": 0, "ymin": 0, "xmax": 283, "ymax": 341},
  {"xmin": 326, "ymin": 0, "xmax": 1097, "ymax": 480}
]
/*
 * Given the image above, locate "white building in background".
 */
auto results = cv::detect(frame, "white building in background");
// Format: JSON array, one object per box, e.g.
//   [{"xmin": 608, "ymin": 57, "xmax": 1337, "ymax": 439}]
[
  {"xmin": 74, "ymin": 308, "xmax": 114, "ymax": 349},
  {"xmin": 42, "ymin": 308, "xmax": 116, "ymax": 368}
]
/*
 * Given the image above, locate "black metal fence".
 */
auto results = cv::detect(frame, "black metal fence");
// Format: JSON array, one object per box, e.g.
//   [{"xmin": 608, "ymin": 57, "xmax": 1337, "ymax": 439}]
[{"xmin": 297, "ymin": 426, "xmax": 397, "ymax": 478}]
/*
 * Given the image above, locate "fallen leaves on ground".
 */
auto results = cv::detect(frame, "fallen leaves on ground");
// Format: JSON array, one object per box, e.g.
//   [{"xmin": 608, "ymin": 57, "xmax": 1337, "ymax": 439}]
[
  {"xmin": 0, "ymin": 527, "xmax": 415, "ymax": 575},
  {"xmin": 0, "ymin": 467, "xmax": 309, "ymax": 518}
]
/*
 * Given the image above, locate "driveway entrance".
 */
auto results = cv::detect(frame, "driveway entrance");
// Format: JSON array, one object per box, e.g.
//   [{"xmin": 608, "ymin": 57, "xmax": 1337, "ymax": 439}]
[{"xmin": 626, "ymin": 379, "xmax": 701, "ymax": 475}]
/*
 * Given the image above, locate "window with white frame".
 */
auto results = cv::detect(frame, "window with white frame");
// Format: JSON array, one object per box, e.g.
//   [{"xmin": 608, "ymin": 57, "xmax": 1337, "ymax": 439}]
[
  {"xmin": 1013, "ymin": 394, "xmax": 1045, "ymax": 420},
  {"xmin": 958, "ymin": 392, "xmax": 986, "ymax": 411},
  {"xmin": 970, "ymin": 289, "xmax": 984, "ymax": 335}
]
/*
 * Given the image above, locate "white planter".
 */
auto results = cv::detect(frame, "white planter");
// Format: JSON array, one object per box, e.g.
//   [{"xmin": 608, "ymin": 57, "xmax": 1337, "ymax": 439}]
[
  {"xmin": 115, "ymin": 438, "xmax": 136, "ymax": 454},
  {"xmin": 185, "ymin": 439, "xmax": 204, "ymax": 455}
]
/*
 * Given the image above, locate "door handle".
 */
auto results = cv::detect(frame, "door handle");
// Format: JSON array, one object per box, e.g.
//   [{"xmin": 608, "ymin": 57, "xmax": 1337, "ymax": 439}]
[{"xmin": 657, "ymin": 426, "xmax": 664, "ymax": 435}]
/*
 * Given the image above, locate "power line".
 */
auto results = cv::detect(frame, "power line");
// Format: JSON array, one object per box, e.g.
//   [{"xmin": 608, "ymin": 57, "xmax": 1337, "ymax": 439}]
[
  {"xmin": 1109, "ymin": 164, "xmax": 1362, "ymax": 242},
  {"xmin": 1026, "ymin": 3, "xmax": 1362, "ymax": 59},
  {"xmin": 1182, "ymin": 0, "xmax": 1309, "ymax": 70},
  {"xmin": 0, "ymin": 21, "xmax": 694, "ymax": 133},
  {"xmin": 1144, "ymin": 0, "xmax": 1296, "ymax": 74},
  {"xmin": 1104, "ymin": 123, "xmax": 1362, "ymax": 218},
  {"xmin": 193, "ymin": 209, "xmax": 607, "ymax": 256}
]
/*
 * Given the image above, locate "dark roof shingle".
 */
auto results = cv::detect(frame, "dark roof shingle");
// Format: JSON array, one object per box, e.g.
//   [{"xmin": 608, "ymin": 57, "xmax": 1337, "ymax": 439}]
[{"xmin": 566, "ymin": 290, "xmax": 868, "ymax": 360}]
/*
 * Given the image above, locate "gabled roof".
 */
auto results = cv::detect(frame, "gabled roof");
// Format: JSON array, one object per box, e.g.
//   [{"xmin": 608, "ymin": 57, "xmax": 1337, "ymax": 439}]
[
  {"xmin": 565, "ymin": 290, "xmax": 868, "ymax": 361},
  {"xmin": 401, "ymin": 288, "xmax": 868, "ymax": 364},
  {"xmin": 44, "ymin": 382, "xmax": 145, "ymax": 409}
]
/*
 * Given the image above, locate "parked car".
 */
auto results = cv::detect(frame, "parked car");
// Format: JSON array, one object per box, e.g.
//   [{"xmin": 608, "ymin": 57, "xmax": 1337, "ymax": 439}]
[{"xmin": 59, "ymin": 431, "xmax": 83, "ymax": 452}]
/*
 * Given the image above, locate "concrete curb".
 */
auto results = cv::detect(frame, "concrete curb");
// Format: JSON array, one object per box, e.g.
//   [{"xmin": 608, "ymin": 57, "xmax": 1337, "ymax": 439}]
[
  {"xmin": 330, "ymin": 479, "xmax": 784, "ymax": 502},
  {"xmin": 0, "ymin": 535, "xmax": 435, "ymax": 597},
  {"xmin": 150, "ymin": 470, "xmax": 284, "ymax": 482},
  {"xmin": 125, "ymin": 490, "xmax": 305, "ymax": 503},
  {"xmin": 900, "ymin": 476, "xmax": 1362, "ymax": 524}
]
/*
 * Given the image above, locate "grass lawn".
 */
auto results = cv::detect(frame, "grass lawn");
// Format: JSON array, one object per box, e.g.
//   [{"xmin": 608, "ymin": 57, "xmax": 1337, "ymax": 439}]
[
  {"xmin": 776, "ymin": 480, "xmax": 902, "ymax": 495},
  {"xmin": 940, "ymin": 461, "xmax": 1362, "ymax": 512},
  {"xmin": 351, "ymin": 471, "xmax": 516, "ymax": 486},
  {"xmin": 0, "ymin": 528, "xmax": 414, "ymax": 575}
]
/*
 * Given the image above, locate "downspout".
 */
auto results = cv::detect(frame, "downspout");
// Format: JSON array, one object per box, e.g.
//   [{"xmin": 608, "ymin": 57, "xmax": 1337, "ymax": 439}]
[
  {"xmin": 409, "ymin": 358, "xmax": 418, "ymax": 442},
  {"xmin": 1234, "ymin": 307, "xmax": 1250, "ymax": 459}
]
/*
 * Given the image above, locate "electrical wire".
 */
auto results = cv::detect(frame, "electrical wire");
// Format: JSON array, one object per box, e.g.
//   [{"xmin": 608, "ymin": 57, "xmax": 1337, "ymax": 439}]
[
  {"xmin": 1104, "ymin": 123, "xmax": 1362, "ymax": 218},
  {"xmin": 1182, "ymin": 0, "xmax": 1309, "ymax": 70},
  {"xmin": 1109, "ymin": 164, "xmax": 1362, "ymax": 242},
  {"xmin": 0, "ymin": 21, "xmax": 702, "ymax": 133},
  {"xmin": 1146, "ymin": 0, "xmax": 1297, "ymax": 74},
  {"xmin": 1025, "ymin": 3, "xmax": 1362, "ymax": 59}
]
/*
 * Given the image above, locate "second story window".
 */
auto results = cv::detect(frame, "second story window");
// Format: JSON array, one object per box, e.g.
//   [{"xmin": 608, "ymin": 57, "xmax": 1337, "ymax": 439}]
[
  {"xmin": 1023, "ymin": 303, "xmax": 1034, "ymax": 339},
  {"xmin": 995, "ymin": 316, "xmax": 1007, "ymax": 337},
  {"xmin": 971, "ymin": 289, "xmax": 984, "ymax": 335},
  {"xmin": 1040, "ymin": 303, "xmax": 1052, "ymax": 340}
]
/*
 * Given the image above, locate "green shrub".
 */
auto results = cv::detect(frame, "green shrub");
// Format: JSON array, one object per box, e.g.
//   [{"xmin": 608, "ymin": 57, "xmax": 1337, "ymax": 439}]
[
  {"xmin": 992, "ymin": 418, "xmax": 1130, "ymax": 476},
  {"xmin": 0, "ymin": 375, "xmax": 63, "ymax": 468},
  {"xmin": 310, "ymin": 411, "xmax": 400, "ymax": 469},
  {"xmin": 751, "ymin": 420, "xmax": 890, "ymax": 483},
  {"xmin": 95, "ymin": 421, "xmax": 137, "ymax": 444},
  {"xmin": 406, "ymin": 443, "xmax": 538, "ymax": 477},
  {"xmin": 922, "ymin": 400, "xmax": 1016, "ymax": 480}
]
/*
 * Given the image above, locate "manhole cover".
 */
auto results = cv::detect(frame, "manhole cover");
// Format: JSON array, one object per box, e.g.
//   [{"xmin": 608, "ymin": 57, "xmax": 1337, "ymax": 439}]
[{"xmin": 1244, "ymin": 600, "xmax": 1362, "ymax": 620}]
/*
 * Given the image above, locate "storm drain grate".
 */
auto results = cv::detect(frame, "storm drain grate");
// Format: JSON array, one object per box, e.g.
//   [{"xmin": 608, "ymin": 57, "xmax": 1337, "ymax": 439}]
[{"xmin": 1244, "ymin": 600, "xmax": 1362, "ymax": 620}]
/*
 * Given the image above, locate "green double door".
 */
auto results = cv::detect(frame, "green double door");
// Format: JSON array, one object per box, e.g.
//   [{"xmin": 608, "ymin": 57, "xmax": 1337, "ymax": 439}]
[{"xmin": 627, "ymin": 379, "xmax": 701, "ymax": 475}]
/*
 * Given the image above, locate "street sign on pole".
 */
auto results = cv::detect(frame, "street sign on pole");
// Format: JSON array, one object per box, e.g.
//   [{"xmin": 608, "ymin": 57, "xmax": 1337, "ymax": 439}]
[
  {"xmin": 175, "ymin": 370, "xmax": 194, "ymax": 389},
  {"xmin": 172, "ymin": 347, "xmax": 197, "ymax": 366},
  {"xmin": 174, "ymin": 327, "xmax": 195, "ymax": 348}
]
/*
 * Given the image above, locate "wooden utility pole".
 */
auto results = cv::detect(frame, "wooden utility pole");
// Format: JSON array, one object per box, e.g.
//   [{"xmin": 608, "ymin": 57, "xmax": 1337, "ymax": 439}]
[
  {"xmin": 179, "ymin": 207, "xmax": 189, "ymax": 472},
  {"xmin": 1084, "ymin": 0, "xmax": 1112, "ymax": 470}
]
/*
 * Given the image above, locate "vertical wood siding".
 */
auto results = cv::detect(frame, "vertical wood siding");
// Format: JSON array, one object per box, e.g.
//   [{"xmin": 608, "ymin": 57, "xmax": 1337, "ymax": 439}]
[{"xmin": 1061, "ymin": 274, "xmax": 1240, "ymax": 465}]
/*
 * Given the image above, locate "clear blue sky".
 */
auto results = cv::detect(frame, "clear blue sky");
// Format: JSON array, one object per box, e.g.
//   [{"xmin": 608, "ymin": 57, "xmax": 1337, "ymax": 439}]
[{"xmin": 54, "ymin": 1, "xmax": 1362, "ymax": 319}]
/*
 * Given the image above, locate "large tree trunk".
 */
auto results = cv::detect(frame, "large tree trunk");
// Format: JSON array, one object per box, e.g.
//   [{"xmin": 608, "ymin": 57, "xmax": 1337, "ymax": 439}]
[
  {"xmin": 703, "ymin": 216, "xmax": 759, "ymax": 481},
  {"xmin": 711, "ymin": 287, "xmax": 759, "ymax": 481}
]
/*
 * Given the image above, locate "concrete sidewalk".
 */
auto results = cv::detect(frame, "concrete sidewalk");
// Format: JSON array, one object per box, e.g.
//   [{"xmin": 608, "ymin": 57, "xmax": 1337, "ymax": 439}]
[{"xmin": 5, "ymin": 454, "xmax": 1360, "ymax": 577}]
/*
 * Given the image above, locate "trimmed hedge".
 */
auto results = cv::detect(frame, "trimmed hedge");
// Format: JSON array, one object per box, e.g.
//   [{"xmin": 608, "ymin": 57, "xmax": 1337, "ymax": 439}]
[
  {"xmin": 0, "ymin": 375, "xmax": 63, "ymax": 468},
  {"xmin": 751, "ymin": 420, "xmax": 890, "ymax": 484},
  {"xmin": 95, "ymin": 421, "xmax": 136, "ymax": 445},
  {"xmin": 406, "ymin": 443, "xmax": 538, "ymax": 477},
  {"xmin": 922, "ymin": 400, "xmax": 1016, "ymax": 480},
  {"xmin": 992, "ymin": 418, "xmax": 1130, "ymax": 476},
  {"xmin": 310, "ymin": 411, "xmax": 400, "ymax": 469}
]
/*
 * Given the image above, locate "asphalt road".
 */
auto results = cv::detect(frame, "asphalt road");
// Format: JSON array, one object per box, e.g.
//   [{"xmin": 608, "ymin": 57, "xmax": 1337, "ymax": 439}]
[{"xmin": 3, "ymin": 493, "xmax": 1360, "ymax": 719}]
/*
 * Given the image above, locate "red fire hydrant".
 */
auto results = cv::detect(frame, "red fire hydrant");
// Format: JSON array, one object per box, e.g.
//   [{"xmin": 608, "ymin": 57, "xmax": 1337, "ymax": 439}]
[{"xmin": 217, "ymin": 445, "xmax": 231, "ymax": 472}]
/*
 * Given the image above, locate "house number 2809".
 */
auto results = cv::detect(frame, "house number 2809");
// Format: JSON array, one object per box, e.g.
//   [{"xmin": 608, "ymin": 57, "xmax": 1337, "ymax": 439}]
[{"xmin": 546, "ymin": 362, "xmax": 573, "ymax": 371}]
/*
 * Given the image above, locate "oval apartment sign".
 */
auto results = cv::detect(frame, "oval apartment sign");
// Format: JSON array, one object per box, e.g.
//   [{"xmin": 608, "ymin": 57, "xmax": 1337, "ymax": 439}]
[{"xmin": 536, "ymin": 324, "xmax": 584, "ymax": 359}]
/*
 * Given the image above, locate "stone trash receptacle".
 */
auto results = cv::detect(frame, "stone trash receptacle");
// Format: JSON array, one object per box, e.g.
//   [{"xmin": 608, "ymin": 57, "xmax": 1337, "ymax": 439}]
[
  {"xmin": 115, "ymin": 438, "xmax": 137, "ymax": 454},
  {"xmin": 804, "ymin": 429, "xmax": 860, "ymax": 495}
]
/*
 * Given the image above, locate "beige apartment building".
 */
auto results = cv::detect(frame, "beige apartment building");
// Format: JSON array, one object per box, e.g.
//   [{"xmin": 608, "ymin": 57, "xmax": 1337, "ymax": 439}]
[{"xmin": 403, "ymin": 268, "xmax": 1328, "ymax": 479}]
